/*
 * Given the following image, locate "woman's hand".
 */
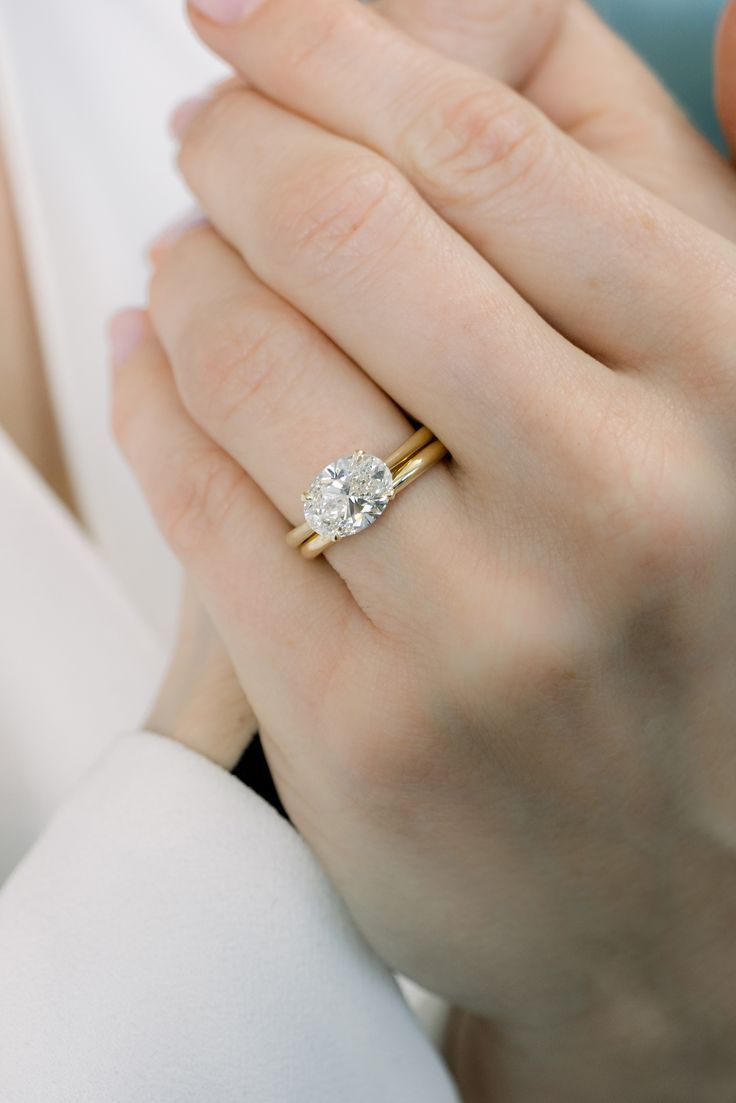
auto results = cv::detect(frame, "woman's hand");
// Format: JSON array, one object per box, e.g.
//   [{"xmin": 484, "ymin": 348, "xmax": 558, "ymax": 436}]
[
  {"xmin": 145, "ymin": 0, "xmax": 736, "ymax": 788},
  {"xmin": 143, "ymin": 0, "xmax": 736, "ymax": 785},
  {"xmin": 110, "ymin": 314, "xmax": 257, "ymax": 769},
  {"xmin": 111, "ymin": 0, "xmax": 736, "ymax": 1098}
]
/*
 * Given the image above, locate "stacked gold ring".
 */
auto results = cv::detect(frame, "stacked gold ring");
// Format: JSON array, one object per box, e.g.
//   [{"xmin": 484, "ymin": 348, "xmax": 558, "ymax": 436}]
[{"xmin": 287, "ymin": 426, "xmax": 447, "ymax": 559}]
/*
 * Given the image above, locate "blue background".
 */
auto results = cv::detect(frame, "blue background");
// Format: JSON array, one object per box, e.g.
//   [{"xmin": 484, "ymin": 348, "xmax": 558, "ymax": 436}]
[{"xmin": 595, "ymin": 0, "xmax": 726, "ymax": 147}]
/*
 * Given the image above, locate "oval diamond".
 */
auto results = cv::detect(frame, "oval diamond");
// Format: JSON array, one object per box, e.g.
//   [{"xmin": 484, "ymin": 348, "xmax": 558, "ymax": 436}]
[{"xmin": 303, "ymin": 451, "xmax": 394, "ymax": 540}]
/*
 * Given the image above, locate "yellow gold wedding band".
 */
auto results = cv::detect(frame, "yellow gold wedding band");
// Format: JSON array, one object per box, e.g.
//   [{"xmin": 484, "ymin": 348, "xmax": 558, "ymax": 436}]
[{"xmin": 286, "ymin": 426, "xmax": 447, "ymax": 559}]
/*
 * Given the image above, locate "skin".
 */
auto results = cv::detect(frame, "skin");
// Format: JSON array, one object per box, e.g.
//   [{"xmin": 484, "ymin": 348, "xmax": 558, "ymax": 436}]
[
  {"xmin": 146, "ymin": 573, "xmax": 258, "ymax": 769},
  {"xmin": 147, "ymin": 0, "xmax": 736, "ymax": 764},
  {"xmin": 103, "ymin": 0, "xmax": 736, "ymax": 1098},
  {"xmin": 378, "ymin": 0, "xmax": 736, "ymax": 237},
  {"xmin": 144, "ymin": 0, "xmax": 736, "ymax": 774}
]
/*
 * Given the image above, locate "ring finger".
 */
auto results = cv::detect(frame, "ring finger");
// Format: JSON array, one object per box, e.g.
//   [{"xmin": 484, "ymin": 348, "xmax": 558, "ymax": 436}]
[{"xmin": 149, "ymin": 222, "xmax": 459, "ymax": 614}]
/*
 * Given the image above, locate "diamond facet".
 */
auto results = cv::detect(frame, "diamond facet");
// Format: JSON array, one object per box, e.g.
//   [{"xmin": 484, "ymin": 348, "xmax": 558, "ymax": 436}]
[{"xmin": 303, "ymin": 451, "xmax": 394, "ymax": 540}]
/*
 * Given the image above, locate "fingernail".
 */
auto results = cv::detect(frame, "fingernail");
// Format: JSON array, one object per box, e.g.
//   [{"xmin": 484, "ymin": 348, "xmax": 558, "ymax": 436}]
[
  {"xmin": 189, "ymin": 0, "xmax": 267, "ymax": 26},
  {"xmin": 169, "ymin": 95, "xmax": 211, "ymax": 139},
  {"xmin": 108, "ymin": 309, "xmax": 151, "ymax": 370},
  {"xmin": 148, "ymin": 211, "xmax": 207, "ymax": 264},
  {"xmin": 208, "ymin": 75, "xmax": 253, "ymax": 95}
]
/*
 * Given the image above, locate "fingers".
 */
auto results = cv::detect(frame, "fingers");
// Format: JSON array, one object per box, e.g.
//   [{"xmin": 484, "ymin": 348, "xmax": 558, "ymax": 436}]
[
  {"xmin": 110, "ymin": 310, "xmax": 363, "ymax": 730},
  {"xmin": 372, "ymin": 0, "xmax": 566, "ymax": 85},
  {"xmin": 145, "ymin": 217, "xmax": 636, "ymax": 644},
  {"xmin": 372, "ymin": 0, "xmax": 736, "ymax": 242},
  {"xmin": 525, "ymin": 1, "xmax": 736, "ymax": 240},
  {"xmin": 149, "ymin": 225, "xmax": 411, "ymax": 517},
  {"xmin": 174, "ymin": 87, "xmax": 596, "ymax": 463},
  {"xmin": 717, "ymin": 0, "xmax": 736, "ymax": 162},
  {"xmin": 148, "ymin": 223, "xmax": 458, "ymax": 599},
  {"xmin": 183, "ymin": 0, "xmax": 736, "ymax": 385}
]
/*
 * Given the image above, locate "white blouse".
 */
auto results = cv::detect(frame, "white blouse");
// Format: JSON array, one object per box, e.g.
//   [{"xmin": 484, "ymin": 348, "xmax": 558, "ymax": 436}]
[{"xmin": 0, "ymin": 1, "xmax": 457, "ymax": 1098}]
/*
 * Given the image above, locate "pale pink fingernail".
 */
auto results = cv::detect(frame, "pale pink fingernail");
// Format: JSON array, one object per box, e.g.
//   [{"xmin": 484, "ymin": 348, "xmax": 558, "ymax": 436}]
[
  {"xmin": 148, "ymin": 211, "xmax": 208, "ymax": 263},
  {"xmin": 170, "ymin": 82, "xmax": 253, "ymax": 142},
  {"xmin": 169, "ymin": 95, "xmax": 211, "ymax": 139},
  {"xmin": 189, "ymin": 0, "xmax": 267, "ymax": 26},
  {"xmin": 108, "ymin": 309, "xmax": 152, "ymax": 369},
  {"xmin": 207, "ymin": 75, "xmax": 254, "ymax": 95}
]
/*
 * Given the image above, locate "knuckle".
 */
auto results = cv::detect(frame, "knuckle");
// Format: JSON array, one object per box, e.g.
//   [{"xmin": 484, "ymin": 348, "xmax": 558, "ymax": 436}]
[
  {"xmin": 628, "ymin": 456, "xmax": 732, "ymax": 583},
  {"xmin": 265, "ymin": 154, "xmax": 416, "ymax": 284},
  {"xmin": 160, "ymin": 451, "xmax": 244, "ymax": 559},
  {"xmin": 457, "ymin": 571, "xmax": 593, "ymax": 711},
  {"xmin": 669, "ymin": 268, "xmax": 736, "ymax": 407},
  {"xmin": 589, "ymin": 406, "xmax": 733, "ymax": 586},
  {"xmin": 402, "ymin": 78, "xmax": 549, "ymax": 206},
  {"xmin": 498, "ymin": 612, "xmax": 590, "ymax": 710},
  {"xmin": 318, "ymin": 645, "xmax": 445, "ymax": 794},
  {"xmin": 568, "ymin": 103, "xmax": 663, "ymax": 157},
  {"xmin": 339, "ymin": 700, "xmax": 444, "ymax": 796}
]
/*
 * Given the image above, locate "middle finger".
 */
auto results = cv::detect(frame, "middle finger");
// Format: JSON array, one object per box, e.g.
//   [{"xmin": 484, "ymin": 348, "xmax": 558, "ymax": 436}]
[
  {"xmin": 187, "ymin": 0, "xmax": 736, "ymax": 378},
  {"xmin": 175, "ymin": 87, "xmax": 606, "ymax": 467}
]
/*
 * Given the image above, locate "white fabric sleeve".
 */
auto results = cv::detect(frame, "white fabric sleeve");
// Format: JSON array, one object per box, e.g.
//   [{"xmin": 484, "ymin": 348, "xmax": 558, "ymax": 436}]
[
  {"xmin": 0, "ymin": 732, "xmax": 459, "ymax": 1103},
  {"xmin": 0, "ymin": 429, "xmax": 166, "ymax": 880}
]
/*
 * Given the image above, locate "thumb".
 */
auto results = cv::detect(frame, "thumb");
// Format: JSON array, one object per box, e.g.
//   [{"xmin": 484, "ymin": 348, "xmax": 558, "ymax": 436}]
[
  {"xmin": 716, "ymin": 0, "xmax": 736, "ymax": 160},
  {"xmin": 148, "ymin": 577, "xmax": 257, "ymax": 770}
]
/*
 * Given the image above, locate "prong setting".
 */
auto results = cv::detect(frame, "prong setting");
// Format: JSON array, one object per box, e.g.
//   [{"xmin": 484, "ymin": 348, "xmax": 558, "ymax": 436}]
[{"xmin": 302, "ymin": 452, "xmax": 394, "ymax": 541}]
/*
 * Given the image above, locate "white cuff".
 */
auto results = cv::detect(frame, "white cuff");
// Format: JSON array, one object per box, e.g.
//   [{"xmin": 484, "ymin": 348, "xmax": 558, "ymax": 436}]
[{"xmin": 0, "ymin": 732, "xmax": 458, "ymax": 1102}]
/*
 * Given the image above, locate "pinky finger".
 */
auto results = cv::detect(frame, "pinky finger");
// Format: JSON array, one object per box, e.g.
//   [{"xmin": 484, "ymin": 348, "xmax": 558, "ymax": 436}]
[{"xmin": 109, "ymin": 309, "xmax": 361, "ymax": 740}]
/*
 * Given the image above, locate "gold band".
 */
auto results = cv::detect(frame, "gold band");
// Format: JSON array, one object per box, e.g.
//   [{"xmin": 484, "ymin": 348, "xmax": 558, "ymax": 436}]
[{"xmin": 287, "ymin": 427, "xmax": 447, "ymax": 559}]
